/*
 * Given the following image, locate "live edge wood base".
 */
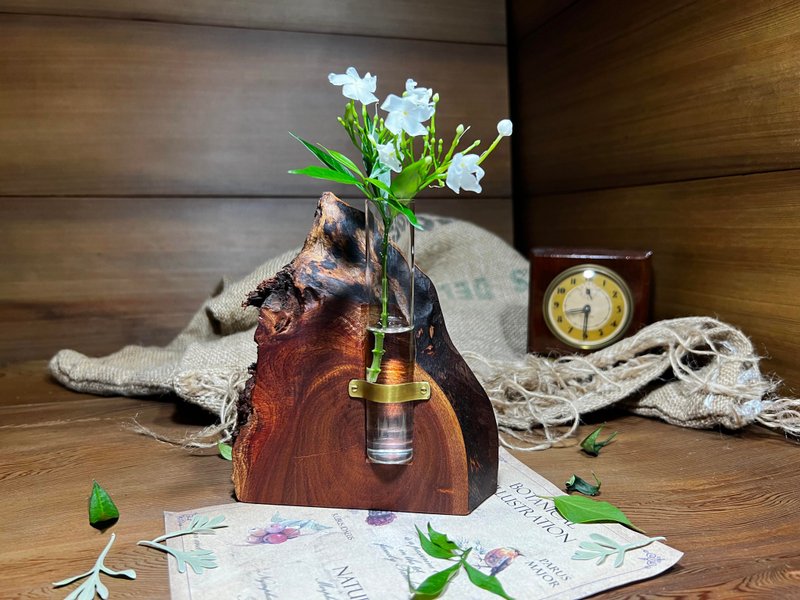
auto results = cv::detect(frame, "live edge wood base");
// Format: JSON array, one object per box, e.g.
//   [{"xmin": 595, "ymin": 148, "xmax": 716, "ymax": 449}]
[{"xmin": 232, "ymin": 193, "xmax": 498, "ymax": 514}]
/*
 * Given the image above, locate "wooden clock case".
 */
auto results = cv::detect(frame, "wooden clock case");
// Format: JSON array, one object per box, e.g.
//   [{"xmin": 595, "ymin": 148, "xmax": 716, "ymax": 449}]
[{"xmin": 528, "ymin": 248, "xmax": 653, "ymax": 355}]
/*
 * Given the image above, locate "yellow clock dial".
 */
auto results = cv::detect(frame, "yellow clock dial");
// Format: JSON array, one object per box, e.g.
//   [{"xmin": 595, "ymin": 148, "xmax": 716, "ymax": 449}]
[{"xmin": 543, "ymin": 264, "xmax": 633, "ymax": 349}]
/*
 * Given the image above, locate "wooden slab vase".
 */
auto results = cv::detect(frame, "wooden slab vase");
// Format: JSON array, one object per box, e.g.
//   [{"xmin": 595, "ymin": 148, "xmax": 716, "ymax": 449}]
[{"xmin": 232, "ymin": 193, "xmax": 498, "ymax": 514}]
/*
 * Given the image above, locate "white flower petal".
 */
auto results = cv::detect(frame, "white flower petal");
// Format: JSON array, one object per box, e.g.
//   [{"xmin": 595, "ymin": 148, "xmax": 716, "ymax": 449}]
[
  {"xmin": 329, "ymin": 67, "xmax": 378, "ymax": 104},
  {"xmin": 445, "ymin": 153, "xmax": 484, "ymax": 194}
]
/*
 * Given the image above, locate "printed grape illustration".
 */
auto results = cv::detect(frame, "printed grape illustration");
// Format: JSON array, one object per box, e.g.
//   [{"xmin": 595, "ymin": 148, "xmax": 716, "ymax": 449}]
[
  {"xmin": 366, "ymin": 510, "xmax": 396, "ymax": 526},
  {"xmin": 245, "ymin": 513, "xmax": 329, "ymax": 545}
]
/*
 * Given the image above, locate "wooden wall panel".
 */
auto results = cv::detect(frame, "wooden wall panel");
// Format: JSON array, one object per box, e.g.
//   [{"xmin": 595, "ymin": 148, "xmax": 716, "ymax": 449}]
[
  {"xmin": 521, "ymin": 171, "xmax": 800, "ymax": 391},
  {"xmin": 513, "ymin": 0, "xmax": 800, "ymax": 194},
  {"xmin": 0, "ymin": 14, "xmax": 510, "ymax": 198},
  {"xmin": 0, "ymin": 1, "xmax": 506, "ymax": 44},
  {"xmin": 507, "ymin": 0, "xmax": 576, "ymax": 43},
  {"xmin": 0, "ymin": 196, "xmax": 512, "ymax": 364}
]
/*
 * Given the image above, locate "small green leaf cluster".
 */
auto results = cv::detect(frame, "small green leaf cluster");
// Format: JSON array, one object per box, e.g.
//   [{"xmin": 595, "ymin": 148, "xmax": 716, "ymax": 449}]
[
  {"xmin": 580, "ymin": 425, "xmax": 618, "ymax": 456},
  {"xmin": 289, "ymin": 127, "xmax": 424, "ymax": 229},
  {"xmin": 565, "ymin": 472, "xmax": 602, "ymax": 496},
  {"xmin": 411, "ymin": 524, "xmax": 513, "ymax": 600}
]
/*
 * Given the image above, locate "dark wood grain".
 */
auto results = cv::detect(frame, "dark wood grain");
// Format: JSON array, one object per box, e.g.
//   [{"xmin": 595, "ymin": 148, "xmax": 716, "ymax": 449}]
[
  {"xmin": 0, "ymin": 195, "xmax": 511, "ymax": 366},
  {"xmin": 519, "ymin": 170, "xmax": 800, "ymax": 392},
  {"xmin": 512, "ymin": 0, "xmax": 800, "ymax": 193},
  {"xmin": 0, "ymin": 14, "xmax": 510, "ymax": 198},
  {"xmin": 2, "ymin": 361, "xmax": 799, "ymax": 598},
  {"xmin": 233, "ymin": 194, "xmax": 498, "ymax": 513},
  {"xmin": 0, "ymin": 0, "xmax": 506, "ymax": 45},
  {"xmin": 507, "ymin": 0, "xmax": 576, "ymax": 43}
]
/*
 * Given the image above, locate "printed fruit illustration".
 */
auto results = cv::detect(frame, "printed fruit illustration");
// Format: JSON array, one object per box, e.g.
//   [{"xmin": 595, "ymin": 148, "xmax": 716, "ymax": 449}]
[
  {"xmin": 245, "ymin": 514, "xmax": 330, "ymax": 545},
  {"xmin": 366, "ymin": 510, "xmax": 396, "ymax": 526}
]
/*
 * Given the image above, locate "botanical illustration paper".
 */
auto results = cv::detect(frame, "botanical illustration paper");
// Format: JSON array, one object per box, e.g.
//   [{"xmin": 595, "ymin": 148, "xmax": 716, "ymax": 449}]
[{"xmin": 166, "ymin": 450, "xmax": 681, "ymax": 599}]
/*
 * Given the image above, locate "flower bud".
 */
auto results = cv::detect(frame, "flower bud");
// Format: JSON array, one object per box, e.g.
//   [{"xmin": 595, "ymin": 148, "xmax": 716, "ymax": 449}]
[
  {"xmin": 497, "ymin": 119, "xmax": 513, "ymax": 137},
  {"xmin": 432, "ymin": 93, "xmax": 440, "ymax": 103},
  {"xmin": 456, "ymin": 124, "xmax": 465, "ymax": 135}
]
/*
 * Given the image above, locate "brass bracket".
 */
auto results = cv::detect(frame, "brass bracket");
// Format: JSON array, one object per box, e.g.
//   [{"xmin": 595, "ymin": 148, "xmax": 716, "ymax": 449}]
[{"xmin": 348, "ymin": 379, "xmax": 431, "ymax": 404}]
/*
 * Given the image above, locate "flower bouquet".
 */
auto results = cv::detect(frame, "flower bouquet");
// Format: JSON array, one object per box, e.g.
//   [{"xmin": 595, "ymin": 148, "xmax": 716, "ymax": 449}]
[{"xmin": 290, "ymin": 67, "xmax": 511, "ymax": 464}]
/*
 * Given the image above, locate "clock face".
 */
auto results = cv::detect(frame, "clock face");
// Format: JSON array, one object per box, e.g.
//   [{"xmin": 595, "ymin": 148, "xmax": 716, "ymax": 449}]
[{"xmin": 543, "ymin": 264, "xmax": 633, "ymax": 349}]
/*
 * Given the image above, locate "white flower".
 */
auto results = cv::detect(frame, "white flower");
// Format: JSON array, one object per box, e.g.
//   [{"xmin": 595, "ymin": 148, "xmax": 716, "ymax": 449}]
[
  {"xmin": 403, "ymin": 79, "xmax": 433, "ymax": 106},
  {"xmin": 497, "ymin": 119, "xmax": 513, "ymax": 137},
  {"xmin": 328, "ymin": 67, "xmax": 378, "ymax": 105},
  {"xmin": 381, "ymin": 78, "xmax": 435, "ymax": 137},
  {"xmin": 446, "ymin": 153, "xmax": 485, "ymax": 194},
  {"xmin": 376, "ymin": 142, "xmax": 403, "ymax": 173}
]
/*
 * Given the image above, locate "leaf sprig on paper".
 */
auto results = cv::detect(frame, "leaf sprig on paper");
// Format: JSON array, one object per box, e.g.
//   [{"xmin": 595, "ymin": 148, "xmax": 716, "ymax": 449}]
[
  {"xmin": 138, "ymin": 515, "xmax": 226, "ymax": 575},
  {"xmin": 410, "ymin": 524, "xmax": 514, "ymax": 600},
  {"xmin": 580, "ymin": 425, "xmax": 618, "ymax": 456},
  {"xmin": 572, "ymin": 533, "xmax": 666, "ymax": 568},
  {"xmin": 53, "ymin": 533, "xmax": 136, "ymax": 599}
]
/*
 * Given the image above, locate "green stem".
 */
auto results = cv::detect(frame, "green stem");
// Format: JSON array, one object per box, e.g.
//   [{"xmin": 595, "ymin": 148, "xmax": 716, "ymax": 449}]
[
  {"xmin": 477, "ymin": 133, "xmax": 504, "ymax": 165},
  {"xmin": 366, "ymin": 212, "xmax": 393, "ymax": 383}
]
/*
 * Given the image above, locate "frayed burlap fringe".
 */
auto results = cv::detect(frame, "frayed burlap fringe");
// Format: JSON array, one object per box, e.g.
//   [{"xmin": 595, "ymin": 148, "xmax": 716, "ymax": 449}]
[
  {"xmin": 465, "ymin": 316, "xmax": 800, "ymax": 451},
  {"xmin": 143, "ymin": 316, "xmax": 800, "ymax": 451}
]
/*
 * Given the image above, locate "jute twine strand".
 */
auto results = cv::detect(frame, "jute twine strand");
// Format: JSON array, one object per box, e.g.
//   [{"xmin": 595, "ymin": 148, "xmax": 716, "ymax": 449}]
[{"xmin": 465, "ymin": 316, "xmax": 800, "ymax": 451}]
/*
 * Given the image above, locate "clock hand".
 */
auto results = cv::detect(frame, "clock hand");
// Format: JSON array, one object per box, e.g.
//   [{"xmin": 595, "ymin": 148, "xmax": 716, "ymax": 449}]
[{"xmin": 582, "ymin": 304, "xmax": 590, "ymax": 339}]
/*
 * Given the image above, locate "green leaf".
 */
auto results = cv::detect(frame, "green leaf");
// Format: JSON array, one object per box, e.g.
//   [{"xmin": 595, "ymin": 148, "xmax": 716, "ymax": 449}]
[
  {"xmin": 364, "ymin": 177, "xmax": 392, "ymax": 195},
  {"xmin": 289, "ymin": 132, "xmax": 352, "ymax": 176},
  {"xmin": 412, "ymin": 563, "xmax": 461, "ymax": 599},
  {"xmin": 549, "ymin": 495, "xmax": 644, "ymax": 533},
  {"xmin": 580, "ymin": 425, "xmax": 618, "ymax": 456},
  {"xmin": 565, "ymin": 472, "xmax": 601, "ymax": 496},
  {"xmin": 427, "ymin": 523, "xmax": 459, "ymax": 551},
  {"xmin": 416, "ymin": 526, "xmax": 456, "ymax": 559},
  {"xmin": 463, "ymin": 563, "xmax": 515, "ymax": 600},
  {"xmin": 385, "ymin": 197, "xmax": 422, "ymax": 230},
  {"xmin": 287, "ymin": 165, "xmax": 361, "ymax": 186},
  {"xmin": 88, "ymin": 480, "xmax": 119, "ymax": 527},
  {"xmin": 217, "ymin": 442, "xmax": 232, "ymax": 461},
  {"xmin": 324, "ymin": 146, "xmax": 363, "ymax": 176},
  {"xmin": 390, "ymin": 157, "xmax": 430, "ymax": 200}
]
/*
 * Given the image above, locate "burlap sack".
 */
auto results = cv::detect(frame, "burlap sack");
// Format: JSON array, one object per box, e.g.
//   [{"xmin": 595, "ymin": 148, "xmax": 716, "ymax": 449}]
[{"xmin": 50, "ymin": 208, "xmax": 799, "ymax": 448}]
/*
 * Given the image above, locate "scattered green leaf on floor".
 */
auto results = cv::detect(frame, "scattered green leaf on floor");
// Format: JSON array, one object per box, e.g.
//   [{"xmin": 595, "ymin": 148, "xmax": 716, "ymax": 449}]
[
  {"xmin": 53, "ymin": 533, "xmax": 136, "ymax": 599},
  {"xmin": 218, "ymin": 442, "xmax": 232, "ymax": 461},
  {"xmin": 580, "ymin": 425, "xmax": 618, "ymax": 456},
  {"xmin": 565, "ymin": 472, "xmax": 602, "ymax": 496},
  {"xmin": 88, "ymin": 480, "xmax": 120, "ymax": 528}
]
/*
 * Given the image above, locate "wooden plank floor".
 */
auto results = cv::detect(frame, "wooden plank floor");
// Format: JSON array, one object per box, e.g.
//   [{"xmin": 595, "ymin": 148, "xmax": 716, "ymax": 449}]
[{"xmin": 1, "ymin": 360, "xmax": 799, "ymax": 598}]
